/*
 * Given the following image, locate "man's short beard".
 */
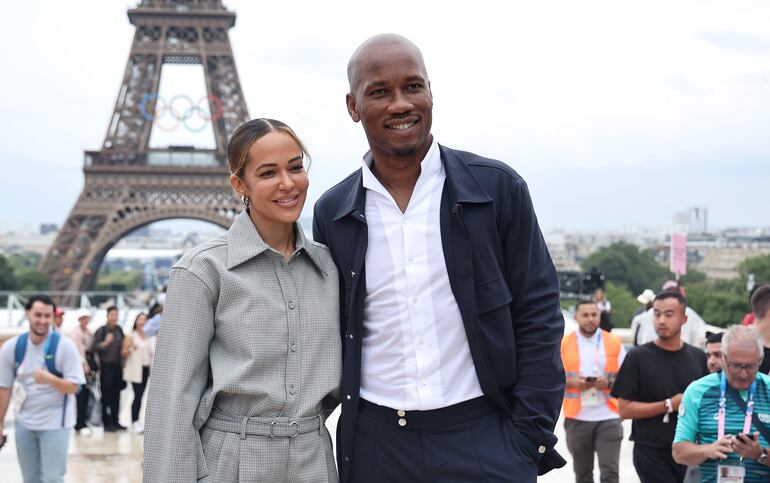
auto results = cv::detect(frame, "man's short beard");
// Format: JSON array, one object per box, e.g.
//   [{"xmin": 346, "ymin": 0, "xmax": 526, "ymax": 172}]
[{"xmin": 393, "ymin": 145, "xmax": 417, "ymax": 157}]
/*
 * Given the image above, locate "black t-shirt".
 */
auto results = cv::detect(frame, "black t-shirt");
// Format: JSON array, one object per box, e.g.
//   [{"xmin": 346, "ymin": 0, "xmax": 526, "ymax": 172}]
[
  {"xmin": 760, "ymin": 346, "xmax": 770, "ymax": 374},
  {"xmin": 610, "ymin": 341, "xmax": 708, "ymax": 449}
]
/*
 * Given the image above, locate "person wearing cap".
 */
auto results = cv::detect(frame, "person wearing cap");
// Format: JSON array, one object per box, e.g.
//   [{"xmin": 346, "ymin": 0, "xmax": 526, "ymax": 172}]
[
  {"xmin": 632, "ymin": 281, "xmax": 707, "ymax": 347},
  {"xmin": 673, "ymin": 325, "xmax": 770, "ymax": 482},
  {"xmin": 66, "ymin": 309, "xmax": 95, "ymax": 434},
  {"xmin": 53, "ymin": 307, "xmax": 65, "ymax": 333},
  {"xmin": 751, "ymin": 285, "xmax": 770, "ymax": 374}
]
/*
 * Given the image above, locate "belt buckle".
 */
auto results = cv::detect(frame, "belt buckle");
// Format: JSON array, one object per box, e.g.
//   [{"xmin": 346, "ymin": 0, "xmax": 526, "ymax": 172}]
[
  {"xmin": 269, "ymin": 421, "xmax": 276, "ymax": 438},
  {"xmin": 289, "ymin": 421, "xmax": 299, "ymax": 438}
]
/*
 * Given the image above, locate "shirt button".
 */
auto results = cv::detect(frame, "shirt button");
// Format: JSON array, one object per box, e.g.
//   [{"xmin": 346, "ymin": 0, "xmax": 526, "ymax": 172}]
[
  {"xmin": 348, "ymin": 333, "xmax": 354, "ymax": 339},
  {"xmin": 290, "ymin": 342, "xmax": 296, "ymax": 352},
  {"xmin": 346, "ymin": 394, "xmax": 351, "ymax": 400},
  {"xmin": 406, "ymin": 258, "xmax": 414, "ymax": 264},
  {"xmin": 345, "ymin": 456, "xmax": 350, "ymax": 462},
  {"xmin": 411, "ymin": 297, "xmax": 418, "ymax": 304},
  {"xmin": 398, "ymin": 418, "xmax": 407, "ymax": 427},
  {"xmin": 402, "ymin": 220, "xmax": 408, "ymax": 226},
  {"xmin": 421, "ymin": 379, "xmax": 427, "ymax": 386},
  {"xmin": 288, "ymin": 300, "xmax": 296, "ymax": 310},
  {"xmin": 538, "ymin": 445, "xmax": 546, "ymax": 454},
  {"xmin": 418, "ymin": 338, "xmax": 424, "ymax": 347},
  {"xmin": 397, "ymin": 410, "xmax": 406, "ymax": 417}
]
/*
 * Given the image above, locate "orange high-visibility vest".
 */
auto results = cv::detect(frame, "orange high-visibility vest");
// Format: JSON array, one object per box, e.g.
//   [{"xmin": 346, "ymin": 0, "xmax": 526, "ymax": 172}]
[{"xmin": 561, "ymin": 330, "xmax": 622, "ymax": 418}]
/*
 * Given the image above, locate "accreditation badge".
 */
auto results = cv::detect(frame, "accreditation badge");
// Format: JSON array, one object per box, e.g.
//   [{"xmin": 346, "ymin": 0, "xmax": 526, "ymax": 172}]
[
  {"xmin": 717, "ymin": 462, "xmax": 745, "ymax": 483},
  {"xmin": 581, "ymin": 388, "xmax": 600, "ymax": 407}
]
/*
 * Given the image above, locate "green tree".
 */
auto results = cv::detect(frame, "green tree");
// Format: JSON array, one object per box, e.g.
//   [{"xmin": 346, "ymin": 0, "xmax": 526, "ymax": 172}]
[
  {"xmin": 604, "ymin": 281, "xmax": 638, "ymax": 328},
  {"xmin": 738, "ymin": 253, "xmax": 770, "ymax": 286},
  {"xmin": 0, "ymin": 255, "xmax": 18, "ymax": 290},
  {"xmin": 15, "ymin": 270, "xmax": 50, "ymax": 291},
  {"xmin": 94, "ymin": 270, "xmax": 143, "ymax": 291},
  {"xmin": 580, "ymin": 241, "xmax": 669, "ymax": 295}
]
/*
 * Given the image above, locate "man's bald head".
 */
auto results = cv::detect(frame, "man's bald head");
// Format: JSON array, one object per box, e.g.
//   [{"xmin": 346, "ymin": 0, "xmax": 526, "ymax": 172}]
[{"xmin": 347, "ymin": 34, "xmax": 428, "ymax": 93}]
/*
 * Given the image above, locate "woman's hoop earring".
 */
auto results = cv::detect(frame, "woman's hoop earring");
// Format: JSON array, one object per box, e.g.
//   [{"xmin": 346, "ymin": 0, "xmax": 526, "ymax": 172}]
[{"xmin": 240, "ymin": 194, "xmax": 250, "ymax": 208}]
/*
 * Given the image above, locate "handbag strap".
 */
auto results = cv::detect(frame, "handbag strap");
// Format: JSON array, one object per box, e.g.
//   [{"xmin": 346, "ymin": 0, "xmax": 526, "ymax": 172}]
[{"xmin": 727, "ymin": 385, "xmax": 770, "ymax": 443}]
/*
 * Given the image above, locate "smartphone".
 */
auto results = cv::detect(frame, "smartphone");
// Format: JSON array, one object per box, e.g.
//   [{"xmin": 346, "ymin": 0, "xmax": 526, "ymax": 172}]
[
  {"xmin": 585, "ymin": 377, "xmax": 597, "ymax": 382},
  {"xmin": 737, "ymin": 433, "xmax": 757, "ymax": 442}
]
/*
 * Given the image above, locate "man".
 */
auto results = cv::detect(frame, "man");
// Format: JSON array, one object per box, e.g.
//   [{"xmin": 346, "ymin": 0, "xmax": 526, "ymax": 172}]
[
  {"xmin": 750, "ymin": 285, "xmax": 770, "ymax": 374},
  {"xmin": 631, "ymin": 281, "xmax": 707, "ymax": 347},
  {"xmin": 705, "ymin": 331, "xmax": 724, "ymax": 374},
  {"xmin": 66, "ymin": 309, "xmax": 94, "ymax": 434},
  {"xmin": 673, "ymin": 325, "xmax": 770, "ymax": 482},
  {"xmin": 593, "ymin": 287, "xmax": 613, "ymax": 332},
  {"xmin": 91, "ymin": 306, "xmax": 125, "ymax": 431},
  {"xmin": 53, "ymin": 307, "xmax": 65, "ymax": 332},
  {"xmin": 0, "ymin": 295, "xmax": 85, "ymax": 482},
  {"xmin": 313, "ymin": 34, "xmax": 566, "ymax": 482},
  {"xmin": 141, "ymin": 303, "xmax": 163, "ymax": 338},
  {"xmin": 611, "ymin": 291, "xmax": 708, "ymax": 483},
  {"xmin": 561, "ymin": 300, "xmax": 626, "ymax": 483}
]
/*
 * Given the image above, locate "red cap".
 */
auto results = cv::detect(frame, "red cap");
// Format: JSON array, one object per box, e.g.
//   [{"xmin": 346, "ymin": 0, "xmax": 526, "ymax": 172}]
[{"xmin": 54, "ymin": 307, "xmax": 65, "ymax": 316}]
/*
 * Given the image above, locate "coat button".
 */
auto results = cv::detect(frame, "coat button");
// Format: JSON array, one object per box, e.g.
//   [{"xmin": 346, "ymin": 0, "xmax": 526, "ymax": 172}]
[
  {"xmin": 346, "ymin": 395, "xmax": 351, "ymax": 400},
  {"xmin": 290, "ymin": 342, "xmax": 296, "ymax": 352},
  {"xmin": 398, "ymin": 418, "xmax": 406, "ymax": 427},
  {"xmin": 288, "ymin": 300, "xmax": 296, "ymax": 309},
  {"xmin": 538, "ymin": 445, "xmax": 546, "ymax": 454},
  {"xmin": 397, "ymin": 410, "xmax": 405, "ymax": 417}
]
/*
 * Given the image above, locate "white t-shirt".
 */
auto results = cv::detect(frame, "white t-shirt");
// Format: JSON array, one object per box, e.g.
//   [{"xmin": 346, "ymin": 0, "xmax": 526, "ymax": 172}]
[
  {"xmin": 575, "ymin": 331, "xmax": 627, "ymax": 421},
  {"xmin": 0, "ymin": 333, "xmax": 85, "ymax": 430}
]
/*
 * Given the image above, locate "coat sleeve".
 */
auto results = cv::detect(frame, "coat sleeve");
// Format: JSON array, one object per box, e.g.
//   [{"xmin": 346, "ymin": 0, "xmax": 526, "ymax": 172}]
[
  {"xmin": 142, "ymin": 266, "xmax": 216, "ymax": 482},
  {"xmin": 501, "ymin": 177, "xmax": 566, "ymax": 474}
]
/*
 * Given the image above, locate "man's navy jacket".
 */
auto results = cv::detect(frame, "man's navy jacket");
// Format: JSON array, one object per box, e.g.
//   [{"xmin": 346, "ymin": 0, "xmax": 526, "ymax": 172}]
[{"xmin": 313, "ymin": 145, "xmax": 566, "ymax": 482}]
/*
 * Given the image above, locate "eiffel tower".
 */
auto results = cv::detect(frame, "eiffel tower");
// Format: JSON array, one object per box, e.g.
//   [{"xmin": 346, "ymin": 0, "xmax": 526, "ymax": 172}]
[{"xmin": 40, "ymin": 0, "xmax": 248, "ymax": 298}]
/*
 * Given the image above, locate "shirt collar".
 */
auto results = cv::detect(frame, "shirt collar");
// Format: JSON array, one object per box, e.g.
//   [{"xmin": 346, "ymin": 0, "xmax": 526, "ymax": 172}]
[
  {"xmin": 360, "ymin": 138, "xmax": 441, "ymax": 194},
  {"xmin": 226, "ymin": 210, "xmax": 326, "ymax": 274}
]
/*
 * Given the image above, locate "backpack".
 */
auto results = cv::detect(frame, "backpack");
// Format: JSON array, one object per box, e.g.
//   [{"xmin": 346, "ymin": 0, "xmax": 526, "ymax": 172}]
[{"xmin": 14, "ymin": 331, "xmax": 68, "ymax": 427}]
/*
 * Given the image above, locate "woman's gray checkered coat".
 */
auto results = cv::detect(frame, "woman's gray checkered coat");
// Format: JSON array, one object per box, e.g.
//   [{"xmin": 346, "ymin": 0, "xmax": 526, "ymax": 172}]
[{"xmin": 143, "ymin": 211, "xmax": 341, "ymax": 482}]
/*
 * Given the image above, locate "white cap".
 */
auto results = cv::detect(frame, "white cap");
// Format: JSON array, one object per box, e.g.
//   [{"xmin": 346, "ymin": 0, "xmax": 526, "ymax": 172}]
[{"xmin": 75, "ymin": 309, "xmax": 92, "ymax": 320}]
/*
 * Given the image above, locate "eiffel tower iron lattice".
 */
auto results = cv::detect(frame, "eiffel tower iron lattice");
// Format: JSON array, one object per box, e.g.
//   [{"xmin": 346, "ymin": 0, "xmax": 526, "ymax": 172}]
[{"xmin": 40, "ymin": 0, "xmax": 248, "ymax": 297}]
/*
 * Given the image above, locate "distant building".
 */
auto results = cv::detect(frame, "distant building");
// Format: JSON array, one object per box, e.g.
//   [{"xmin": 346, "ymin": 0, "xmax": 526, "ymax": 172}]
[{"xmin": 39, "ymin": 223, "xmax": 58, "ymax": 235}]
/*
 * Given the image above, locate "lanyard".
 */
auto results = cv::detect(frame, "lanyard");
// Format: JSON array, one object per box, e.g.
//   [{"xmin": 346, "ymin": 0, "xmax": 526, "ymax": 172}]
[
  {"xmin": 718, "ymin": 371, "xmax": 757, "ymax": 439},
  {"xmin": 592, "ymin": 331, "xmax": 602, "ymax": 375}
]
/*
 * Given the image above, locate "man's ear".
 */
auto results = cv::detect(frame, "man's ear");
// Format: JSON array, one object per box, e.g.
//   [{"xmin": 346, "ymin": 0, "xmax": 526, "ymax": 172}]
[{"xmin": 346, "ymin": 93, "xmax": 360, "ymax": 122}]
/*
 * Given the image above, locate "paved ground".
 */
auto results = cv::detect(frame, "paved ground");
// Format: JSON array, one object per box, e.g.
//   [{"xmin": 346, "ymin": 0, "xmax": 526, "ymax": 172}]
[{"xmin": 1, "ymin": 384, "xmax": 641, "ymax": 482}]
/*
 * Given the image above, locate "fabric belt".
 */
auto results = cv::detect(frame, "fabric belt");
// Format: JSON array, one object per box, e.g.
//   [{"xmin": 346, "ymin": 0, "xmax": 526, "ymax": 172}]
[
  {"xmin": 206, "ymin": 409, "xmax": 325, "ymax": 439},
  {"xmin": 358, "ymin": 396, "xmax": 499, "ymax": 430}
]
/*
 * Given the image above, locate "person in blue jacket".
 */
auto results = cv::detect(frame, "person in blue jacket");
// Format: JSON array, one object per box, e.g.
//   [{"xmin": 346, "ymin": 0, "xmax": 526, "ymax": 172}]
[{"xmin": 313, "ymin": 33, "xmax": 566, "ymax": 483}]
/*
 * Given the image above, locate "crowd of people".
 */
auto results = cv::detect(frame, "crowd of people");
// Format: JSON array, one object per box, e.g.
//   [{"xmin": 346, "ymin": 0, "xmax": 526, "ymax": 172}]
[
  {"xmin": 561, "ymin": 283, "xmax": 770, "ymax": 483},
  {"xmin": 0, "ymin": 298, "xmax": 158, "ymax": 482}
]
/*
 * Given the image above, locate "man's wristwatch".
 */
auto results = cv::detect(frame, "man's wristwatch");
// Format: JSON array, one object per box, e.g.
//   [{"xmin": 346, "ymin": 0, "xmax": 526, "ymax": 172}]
[{"xmin": 757, "ymin": 448, "xmax": 768, "ymax": 465}]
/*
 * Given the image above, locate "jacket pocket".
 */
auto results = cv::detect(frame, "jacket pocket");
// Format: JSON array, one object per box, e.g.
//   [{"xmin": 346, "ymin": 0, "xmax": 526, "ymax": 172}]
[{"xmin": 475, "ymin": 275, "xmax": 513, "ymax": 315}]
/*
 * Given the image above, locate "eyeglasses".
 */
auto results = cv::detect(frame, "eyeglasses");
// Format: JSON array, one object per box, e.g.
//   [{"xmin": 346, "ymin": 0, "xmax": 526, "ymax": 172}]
[{"xmin": 725, "ymin": 360, "xmax": 760, "ymax": 373}]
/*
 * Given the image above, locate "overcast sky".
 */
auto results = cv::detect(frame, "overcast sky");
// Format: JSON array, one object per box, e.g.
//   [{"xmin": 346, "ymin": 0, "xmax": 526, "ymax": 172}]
[{"xmin": 1, "ymin": 0, "xmax": 768, "ymax": 234}]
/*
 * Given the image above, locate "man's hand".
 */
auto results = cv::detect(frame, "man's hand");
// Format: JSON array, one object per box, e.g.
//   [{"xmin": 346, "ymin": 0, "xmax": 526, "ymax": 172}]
[
  {"xmin": 703, "ymin": 436, "xmax": 733, "ymax": 461},
  {"xmin": 103, "ymin": 333, "xmax": 115, "ymax": 346},
  {"xmin": 671, "ymin": 393, "xmax": 684, "ymax": 411},
  {"xmin": 733, "ymin": 432, "xmax": 763, "ymax": 460},
  {"xmin": 594, "ymin": 377, "xmax": 610, "ymax": 390},
  {"xmin": 34, "ymin": 368, "xmax": 54, "ymax": 385}
]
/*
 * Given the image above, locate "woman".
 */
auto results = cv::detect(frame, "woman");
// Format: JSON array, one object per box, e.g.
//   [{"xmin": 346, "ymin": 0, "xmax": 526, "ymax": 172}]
[
  {"xmin": 142, "ymin": 119, "xmax": 341, "ymax": 482},
  {"xmin": 121, "ymin": 312, "xmax": 154, "ymax": 433}
]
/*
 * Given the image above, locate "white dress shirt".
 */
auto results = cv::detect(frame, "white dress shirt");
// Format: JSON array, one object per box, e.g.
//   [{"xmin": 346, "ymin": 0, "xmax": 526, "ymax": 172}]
[
  {"xmin": 359, "ymin": 139, "xmax": 484, "ymax": 410},
  {"xmin": 575, "ymin": 330, "xmax": 627, "ymax": 421}
]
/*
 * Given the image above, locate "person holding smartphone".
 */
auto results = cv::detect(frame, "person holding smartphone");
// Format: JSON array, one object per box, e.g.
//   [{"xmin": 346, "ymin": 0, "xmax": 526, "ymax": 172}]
[
  {"xmin": 561, "ymin": 300, "xmax": 627, "ymax": 483},
  {"xmin": 673, "ymin": 325, "xmax": 770, "ymax": 482}
]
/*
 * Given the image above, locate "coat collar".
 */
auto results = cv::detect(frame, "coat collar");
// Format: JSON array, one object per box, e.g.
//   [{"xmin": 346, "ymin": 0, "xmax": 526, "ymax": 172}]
[
  {"xmin": 333, "ymin": 144, "xmax": 491, "ymax": 222},
  {"xmin": 226, "ymin": 210, "xmax": 325, "ymax": 273}
]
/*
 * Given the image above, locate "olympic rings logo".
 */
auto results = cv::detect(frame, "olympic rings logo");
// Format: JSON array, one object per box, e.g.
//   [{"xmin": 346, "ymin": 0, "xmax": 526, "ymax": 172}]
[{"xmin": 139, "ymin": 93, "xmax": 224, "ymax": 133}]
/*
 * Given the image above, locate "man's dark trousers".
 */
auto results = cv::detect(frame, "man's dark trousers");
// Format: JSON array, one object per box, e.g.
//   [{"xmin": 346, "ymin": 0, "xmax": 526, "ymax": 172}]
[
  {"xmin": 349, "ymin": 397, "xmax": 537, "ymax": 483},
  {"xmin": 100, "ymin": 363, "xmax": 122, "ymax": 427},
  {"xmin": 633, "ymin": 444, "xmax": 686, "ymax": 483},
  {"xmin": 75, "ymin": 384, "xmax": 90, "ymax": 430}
]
